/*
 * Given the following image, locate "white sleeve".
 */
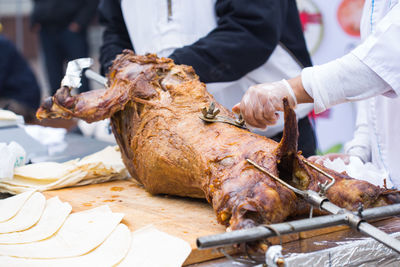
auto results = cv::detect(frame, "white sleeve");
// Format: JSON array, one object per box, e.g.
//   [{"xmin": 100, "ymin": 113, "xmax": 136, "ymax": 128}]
[
  {"xmin": 352, "ymin": 3, "xmax": 400, "ymax": 93},
  {"xmin": 301, "ymin": 53, "xmax": 392, "ymax": 114},
  {"xmin": 343, "ymin": 101, "xmax": 371, "ymax": 163}
]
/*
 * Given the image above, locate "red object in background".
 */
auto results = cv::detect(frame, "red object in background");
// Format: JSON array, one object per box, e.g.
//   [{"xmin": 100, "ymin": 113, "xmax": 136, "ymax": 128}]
[
  {"xmin": 299, "ymin": 11, "xmax": 322, "ymax": 32},
  {"xmin": 337, "ymin": 0, "xmax": 365, "ymax": 37},
  {"xmin": 309, "ymin": 109, "xmax": 331, "ymax": 120}
]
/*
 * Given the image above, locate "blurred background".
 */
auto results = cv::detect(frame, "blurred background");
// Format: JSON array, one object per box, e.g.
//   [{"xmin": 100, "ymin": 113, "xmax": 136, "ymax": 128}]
[
  {"xmin": 0, "ymin": 0, "xmax": 365, "ymax": 153},
  {"xmin": 0, "ymin": 0, "xmax": 103, "ymax": 97}
]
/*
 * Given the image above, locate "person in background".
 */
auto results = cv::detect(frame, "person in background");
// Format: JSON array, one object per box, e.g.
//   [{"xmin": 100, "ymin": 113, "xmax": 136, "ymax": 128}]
[
  {"xmin": 0, "ymin": 33, "xmax": 41, "ymax": 123},
  {"xmin": 233, "ymin": 1, "xmax": 400, "ymax": 187},
  {"xmin": 31, "ymin": 0, "xmax": 99, "ymax": 95},
  {"xmin": 98, "ymin": 0, "xmax": 317, "ymax": 157}
]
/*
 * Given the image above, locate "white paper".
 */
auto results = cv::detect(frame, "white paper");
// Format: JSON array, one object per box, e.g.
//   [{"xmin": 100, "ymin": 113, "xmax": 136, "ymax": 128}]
[
  {"xmin": 324, "ymin": 156, "xmax": 392, "ymax": 188},
  {"xmin": 118, "ymin": 225, "xmax": 191, "ymax": 267}
]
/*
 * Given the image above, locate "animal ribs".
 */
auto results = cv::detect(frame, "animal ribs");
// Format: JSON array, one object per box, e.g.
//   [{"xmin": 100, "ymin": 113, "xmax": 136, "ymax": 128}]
[{"xmin": 37, "ymin": 51, "xmax": 400, "ymax": 230}]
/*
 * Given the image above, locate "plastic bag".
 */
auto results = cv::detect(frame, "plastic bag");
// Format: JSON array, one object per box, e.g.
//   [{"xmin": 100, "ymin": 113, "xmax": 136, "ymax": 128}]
[{"xmin": 0, "ymin": 141, "xmax": 26, "ymax": 179}]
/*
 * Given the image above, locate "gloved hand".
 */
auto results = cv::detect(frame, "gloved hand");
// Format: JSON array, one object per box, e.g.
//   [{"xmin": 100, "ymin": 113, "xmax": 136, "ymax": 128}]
[{"xmin": 232, "ymin": 79, "xmax": 297, "ymax": 130}]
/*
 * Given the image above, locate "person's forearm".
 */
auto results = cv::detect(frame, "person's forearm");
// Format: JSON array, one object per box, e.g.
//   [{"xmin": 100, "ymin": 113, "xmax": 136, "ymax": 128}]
[
  {"xmin": 287, "ymin": 75, "xmax": 313, "ymax": 104},
  {"xmin": 300, "ymin": 53, "xmax": 392, "ymax": 114}
]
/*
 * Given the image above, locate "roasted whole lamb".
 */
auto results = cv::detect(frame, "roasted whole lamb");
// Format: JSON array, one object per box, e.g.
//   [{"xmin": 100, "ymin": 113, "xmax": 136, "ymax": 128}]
[{"xmin": 37, "ymin": 51, "xmax": 400, "ymax": 230}]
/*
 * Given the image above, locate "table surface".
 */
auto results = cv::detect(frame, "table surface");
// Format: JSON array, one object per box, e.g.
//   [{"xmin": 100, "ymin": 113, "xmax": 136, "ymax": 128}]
[{"xmin": 2, "ymin": 127, "xmax": 400, "ymax": 266}]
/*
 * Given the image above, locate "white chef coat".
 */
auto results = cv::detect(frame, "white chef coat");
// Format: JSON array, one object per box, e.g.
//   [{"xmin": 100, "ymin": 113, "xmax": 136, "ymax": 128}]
[
  {"xmin": 302, "ymin": 0, "xmax": 400, "ymax": 187},
  {"xmin": 120, "ymin": 0, "xmax": 313, "ymax": 137}
]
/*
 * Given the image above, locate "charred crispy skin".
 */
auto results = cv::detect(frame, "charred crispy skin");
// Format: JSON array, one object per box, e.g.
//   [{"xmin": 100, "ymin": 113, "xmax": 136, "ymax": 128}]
[{"xmin": 37, "ymin": 51, "xmax": 400, "ymax": 230}]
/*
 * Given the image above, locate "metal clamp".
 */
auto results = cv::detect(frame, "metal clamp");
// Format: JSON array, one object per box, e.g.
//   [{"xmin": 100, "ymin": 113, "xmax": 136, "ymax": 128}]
[
  {"xmin": 358, "ymin": 203, "xmax": 364, "ymax": 218},
  {"xmin": 263, "ymin": 224, "xmax": 283, "ymax": 246},
  {"xmin": 300, "ymin": 158, "xmax": 335, "ymax": 196},
  {"xmin": 200, "ymin": 102, "xmax": 248, "ymax": 129}
]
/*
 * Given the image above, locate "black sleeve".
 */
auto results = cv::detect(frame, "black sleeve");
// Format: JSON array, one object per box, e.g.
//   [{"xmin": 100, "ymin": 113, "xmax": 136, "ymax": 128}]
[
  {"xmin": 0, "ymin": 37, "xmax": 41, "ymax": 110},
  {"xmin": 73, "ymin": 0, "xmax": 100, "ymax": 29},
  {"xmin": 169, "ymin": 0, "xmax": 289, "ymax": 83},
  {"xmin": 98, "ymin": 0, "xmax": 133, "ymax": 75}
]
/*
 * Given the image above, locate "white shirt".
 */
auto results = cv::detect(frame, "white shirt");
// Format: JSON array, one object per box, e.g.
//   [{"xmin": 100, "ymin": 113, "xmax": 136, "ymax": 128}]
[
  {"xmin": 120, "ymin": 0, "xmax": 313, "ymax": 137},
  {"xmin": 301, "ymin": 0, "xmax": 400, "ymax": 187}
]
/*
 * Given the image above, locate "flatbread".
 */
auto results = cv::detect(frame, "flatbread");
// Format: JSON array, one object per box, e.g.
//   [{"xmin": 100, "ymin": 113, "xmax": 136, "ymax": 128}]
[
  {"xmin": 0, "ymin": 224, "xmax": 131, "ymax": 266},
  {"xmin": 0, "ymin": 191, "xmax": 35, "ymax": 222},
  {"xmin": 78, "ymin": 146, "xmax": 125, "ymax": 172},
  {"xmin": 0, "ymin": 182, "xmax": 40, "ymax": 195},
  {"xmin": 13, "ymin": 160, "xmax": 78, "ymax": 181},
  {"xmin": 118, "ymin": 225, "xmax": 191, "ymax": 267},
  {"xmin": 0, "ymin": 197, "xmax": 71, "ymax": 244},
  {"xmin": 0, "ymin": 205, "xmax": 124, "ymax": 258},
  {"xmin": 0, "ymin": 146, "xmax": 128, "ymax": 194},
  {"xmin": 0, "ymin": 170, "xmax": 88, "ymax": 194},
  {"xmin": 0, "ymin": 192, "xmax": 45, "ymax": 234}
]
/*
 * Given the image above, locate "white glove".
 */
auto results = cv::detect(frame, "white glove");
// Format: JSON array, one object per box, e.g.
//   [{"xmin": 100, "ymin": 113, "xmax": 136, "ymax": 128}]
[{"xmin": 232, "ymin": 79, "xmax": 297, "ymax": 130}]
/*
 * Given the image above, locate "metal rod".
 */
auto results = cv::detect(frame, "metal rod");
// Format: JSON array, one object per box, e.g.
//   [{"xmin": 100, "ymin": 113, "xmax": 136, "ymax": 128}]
[
  {"xmin": 359, "ymin": 222, "xmax": 400, "ymax": 254},
  {"xmin": 84, "ymin": 69, "xmax": 107, "ymax": 86},
  {"xmin": 318, "ymin": 194, "xmax": 400, "ymax": 253},
  {"xmin": 245, "ymin": 158, "xmax": 400, "ymax": 253},
  {"xmin": 197, "ymin": 214, "xmax": 347, "ymax": 249},
  {"xmin": 197, "ymin": 204, "xmax": 400, "ymax": 249},
  {"xmin": 320, "ymin": 199, "xmax": 344, "ymax": 214},
  {"xmin": 246, "ymin": 159, "xmax": 306, "ymax": 196},
  {"xmin": 301, "ymin": 158, "xmax": 335, "ymax": 192},
  {"xmin": 362, "ymin": 203, "xmax": 400, "ymax": 219}
]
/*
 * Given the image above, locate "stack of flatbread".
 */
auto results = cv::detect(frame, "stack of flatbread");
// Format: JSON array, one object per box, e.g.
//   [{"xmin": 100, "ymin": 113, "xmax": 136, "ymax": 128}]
[
  {"xmin": 0, "ymin": 146, "xmax": 130, "ymax": 194},
  {"xmin": 0, "ymin": 191, "xmax": 191, "ymax": 266}
]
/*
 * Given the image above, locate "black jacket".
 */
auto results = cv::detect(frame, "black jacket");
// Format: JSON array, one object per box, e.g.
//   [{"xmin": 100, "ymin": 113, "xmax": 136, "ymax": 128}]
[
  {"xmin": 31, "ymin": 0, "xmax": 99, "ymax": 30},
  {"xmin": 0, "ymin": 35, "xmax": 41, "ymax": 110},
  {"xmin": 98, "ymin": 0, "xmax": 312, "ymax": 82}
]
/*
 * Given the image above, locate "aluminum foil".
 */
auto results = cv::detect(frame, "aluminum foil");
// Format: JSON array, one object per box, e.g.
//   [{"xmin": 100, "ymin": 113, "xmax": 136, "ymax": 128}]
[
  {"xmin": 283, "ymin": 232, "xmax": 400, "ymax": 267},
  {"xmin": 61, "ymin": 58, "xmax": 93, "ymax": 88}
]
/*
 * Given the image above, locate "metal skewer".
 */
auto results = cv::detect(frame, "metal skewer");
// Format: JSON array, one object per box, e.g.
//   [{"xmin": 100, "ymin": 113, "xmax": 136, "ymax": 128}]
[
  {"xmin": 197, "ymin": 204, "xmax": 400, "ymax": 249},
  {"xmin": 246, "ymin": 159, "xmax": 306, "ymax": 196},
  {"xmin": 197, "ymin": 159, "xmax": 400, "ymax": 254},
  {"xmin": 84, "ymin": 69, "xmax": 107, "ymax": 86},
  {"xmin": 246, "ymin": 158, "xmax": 400, "ymax": 254}
]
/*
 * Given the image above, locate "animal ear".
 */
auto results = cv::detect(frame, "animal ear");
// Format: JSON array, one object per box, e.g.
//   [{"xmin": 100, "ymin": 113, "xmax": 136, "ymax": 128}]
[
  {"xmin": 274, "ymin": 98, "xmax": 299, "ymax": 180},
  {"xmin": 275, "ymin": 97, "xmax": 299, "ymax": 159}
]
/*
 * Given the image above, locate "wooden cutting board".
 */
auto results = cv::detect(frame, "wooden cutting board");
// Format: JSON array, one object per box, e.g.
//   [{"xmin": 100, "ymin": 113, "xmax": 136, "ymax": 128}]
[
  {"xmin": 44, "ymin": 179, "xmax": 384, "ymax": 265},
  {"xmin": 44, "ymin": 179, "xmax": 228, "ymax": 265}
]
